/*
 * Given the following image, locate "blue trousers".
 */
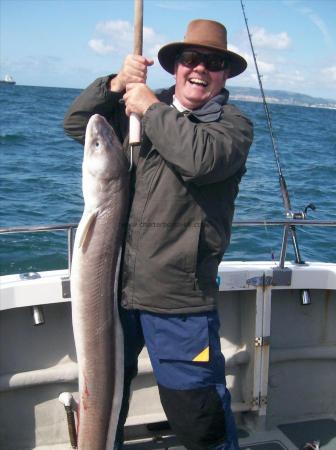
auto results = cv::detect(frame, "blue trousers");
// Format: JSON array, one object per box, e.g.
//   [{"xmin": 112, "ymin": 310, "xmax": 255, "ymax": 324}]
[{"xmin": 115, "ymin": 308, "xmax": 240, "ymax": 450}]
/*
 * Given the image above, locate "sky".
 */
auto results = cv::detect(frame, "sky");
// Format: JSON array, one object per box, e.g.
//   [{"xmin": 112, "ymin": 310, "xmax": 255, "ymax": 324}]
[{"xmin": 1, "ymin": 0, "xmax": 336, "ymax": 100}]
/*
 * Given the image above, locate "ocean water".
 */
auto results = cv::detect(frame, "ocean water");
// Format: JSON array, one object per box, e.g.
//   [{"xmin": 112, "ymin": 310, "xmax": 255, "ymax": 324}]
[{"xmin": 0, "ymin": 84, "xmax": 335, "ymax": 275}]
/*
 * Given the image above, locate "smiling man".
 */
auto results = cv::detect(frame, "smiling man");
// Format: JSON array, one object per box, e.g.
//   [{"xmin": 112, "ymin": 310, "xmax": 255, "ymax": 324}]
[
  {"xmin": 174, "ymin": 47, "xmax": 230, "ymax": 109},
  {"xmin": 64, "ymin": 19, "xmax": 253, "ymax": 450}
]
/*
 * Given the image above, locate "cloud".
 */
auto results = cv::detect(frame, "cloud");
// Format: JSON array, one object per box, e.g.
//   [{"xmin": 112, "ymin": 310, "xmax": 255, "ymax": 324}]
[
  {"xmin": 89, "ymin": 20, "xmax": 165, "ymax": 58},
  {"xmin": 251, "ymin": 27, "xmax": 291, "ymax": 50},
  {"xmin": 228, "ymin": 40, "xmax": 309, "ymax": 94},
  {"xmin": 5, "ymin": 55, "xmax": 62, "ymax": 72},
  {"xmin": 88, "ymin": 39, "xmax": 115, "ymax": 55},
  {"xmin": 275, "ymin": 69, "xmax": 305, "ymax": 84},
  {"xmin": 284, "ymin": 2, "xmax": 332, "ymax": 46},
  {"xmin": 257, "ymin": 60, "xmax": 276, "ymax": 74},
  {"xmin": 299, "ymin": 6, "xmax": 332, "ymax": 46},
  {"xmin": 321, "ymin": 65, "xmax": 336, "ymax": 82},
  {"xmin": 229, "ymin": 44, "xmax": 276, "ymax": 75},
  {"xmin": 96, "ymin": 20, "xmax": 133, "ymax": 41}
]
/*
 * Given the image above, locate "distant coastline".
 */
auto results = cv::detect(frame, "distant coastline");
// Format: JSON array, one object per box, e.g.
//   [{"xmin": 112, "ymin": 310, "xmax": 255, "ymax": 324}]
[
  {"xmin": 229, "ymin": 86, "xmax": 336, "ymax": 110},
  {"xmin": 2, "ymin": 82, "xmax": 335, "ymax": 109}
]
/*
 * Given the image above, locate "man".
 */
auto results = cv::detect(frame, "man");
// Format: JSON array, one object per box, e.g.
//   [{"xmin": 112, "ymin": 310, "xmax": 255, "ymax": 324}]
[{"xmin": 64, "ymin": 19, "xmax": 253, "ymax": 450}]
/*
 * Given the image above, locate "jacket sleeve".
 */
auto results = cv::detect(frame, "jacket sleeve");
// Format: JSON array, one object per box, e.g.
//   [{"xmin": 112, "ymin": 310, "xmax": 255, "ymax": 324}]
[
  {"xmin": 63, "ymin": 75, "xmax": 127, "ymax": 145},
  {"xmin": 142, "ymin": 102, "xmax": 253, "ymax": 185}
]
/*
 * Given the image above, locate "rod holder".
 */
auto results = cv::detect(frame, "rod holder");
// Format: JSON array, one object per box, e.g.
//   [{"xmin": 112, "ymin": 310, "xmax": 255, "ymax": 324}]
[
  {"xmin": 277, "ymin": 225, "xmax": 312, "ymax": 305},
  {"xmin": 19, "ymin": 273, "xmax": 46, "ymax": 325},
  {"xmin": 300, "ymin": 289, "xmax": 312, "ymax": 306},
  {"xmin": 31, "ymin": 305, "xmax": 45, "ymax": 326}
]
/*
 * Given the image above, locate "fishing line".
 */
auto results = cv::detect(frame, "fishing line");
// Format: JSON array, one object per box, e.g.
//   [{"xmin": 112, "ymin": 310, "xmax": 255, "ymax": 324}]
[{"xmin": 240, "ymin": 0, "xmax": 308, "ymax": 265}]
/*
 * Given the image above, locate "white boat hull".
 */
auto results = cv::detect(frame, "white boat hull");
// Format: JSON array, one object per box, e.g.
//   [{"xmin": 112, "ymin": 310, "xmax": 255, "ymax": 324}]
[{"xmin": 1, "ymin": 261, "xmax": 336, "ymax": 449}]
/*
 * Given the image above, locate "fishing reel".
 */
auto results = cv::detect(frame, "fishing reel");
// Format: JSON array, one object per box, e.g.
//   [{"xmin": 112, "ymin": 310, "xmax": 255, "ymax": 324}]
[{"xmin": 286, "ymin": 203, "xmax": 316, "ymax": 220}]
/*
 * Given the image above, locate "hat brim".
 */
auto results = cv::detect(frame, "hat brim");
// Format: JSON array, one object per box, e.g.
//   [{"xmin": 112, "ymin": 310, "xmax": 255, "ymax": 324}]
[{"xmin": 158, "ymin": 42, "xmax": 247, "ymax": 78}]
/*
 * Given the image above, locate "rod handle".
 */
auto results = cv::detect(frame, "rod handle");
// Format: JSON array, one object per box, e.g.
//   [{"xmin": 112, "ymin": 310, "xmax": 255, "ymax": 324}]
[
  {"xmin": 129, "ymin": 0, "xmax": 143, "ymax": 145},
  {"xmin": 129, "ymin": 113, "xmax": 141, "ymax": 145}
]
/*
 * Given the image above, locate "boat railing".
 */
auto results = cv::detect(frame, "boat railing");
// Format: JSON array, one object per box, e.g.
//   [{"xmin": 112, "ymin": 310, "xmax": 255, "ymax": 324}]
[
  {"xmin": 1, "ymin": 220, "xmax": 335, "ymax": 276},
  {"xmin": 0, "ymin": 223, "xmax": 77, "ymax": 275}
]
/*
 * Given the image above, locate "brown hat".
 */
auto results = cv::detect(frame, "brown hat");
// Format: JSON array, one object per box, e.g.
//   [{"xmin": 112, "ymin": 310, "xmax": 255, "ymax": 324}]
[{"xmin": 158, "ymin": 19, "xmax": 247, "ymax": 78}]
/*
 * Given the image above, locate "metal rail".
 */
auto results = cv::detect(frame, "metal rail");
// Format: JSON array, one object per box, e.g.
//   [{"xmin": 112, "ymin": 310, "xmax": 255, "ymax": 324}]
[
  {"xmin": 0, "ymin": 223, "xmax": 78, "ymax": 234},
  {"xmin": 1, "ymin": 220, "xmax": 335, "ymax": 235},
  {"xmin": 234, "ymin": 220, "xmax": 336, "ymax": 227},
  {"xmin": 0, "ymin": 223, "xmax": 77, "ymax": 274},
  {"xmin": 1, "ymin": 220, "xmax": 335, "ymax": 274}
]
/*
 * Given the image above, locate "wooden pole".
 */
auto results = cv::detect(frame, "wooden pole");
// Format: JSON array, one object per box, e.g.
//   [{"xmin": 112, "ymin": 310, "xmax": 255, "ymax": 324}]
[
  {"xmin": 129, "ymin": 0, "xmax": 143, "ymax": 146},
  {"xmin": 133, "ymin": 0, "xmax": 143, "ymax": 56}
]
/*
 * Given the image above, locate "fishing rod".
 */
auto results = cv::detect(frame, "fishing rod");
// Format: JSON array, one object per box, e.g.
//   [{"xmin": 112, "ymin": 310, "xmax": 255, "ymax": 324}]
[
  {"xmin": 128, "ymin": 0, "xmax": 143, "ymax": 171},
  {"xmin": 240, "ymin": 0, "xmax": 313, "ymax": 304}
]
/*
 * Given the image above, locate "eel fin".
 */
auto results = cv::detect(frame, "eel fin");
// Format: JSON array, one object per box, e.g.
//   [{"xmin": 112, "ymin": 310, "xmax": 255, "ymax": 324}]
[{"xmin": 78, "ymin": 210, "xmax": 98, "ymax": 248}]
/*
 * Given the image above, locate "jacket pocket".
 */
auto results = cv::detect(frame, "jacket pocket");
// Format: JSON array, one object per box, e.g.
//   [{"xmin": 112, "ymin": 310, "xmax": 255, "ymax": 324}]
[
  {"xmin": 182, "ymin": 221, "xmax": 201, "ymax": 274},
  {"xmin": 154, "ymin": 314, "xmax": 209, "ymax": 362}
]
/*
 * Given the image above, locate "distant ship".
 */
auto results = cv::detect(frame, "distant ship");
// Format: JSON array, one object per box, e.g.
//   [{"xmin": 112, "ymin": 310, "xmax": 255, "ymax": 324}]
[{"xmin": 0, "ymin": 74, "xmax": 16, "ymax": 85}]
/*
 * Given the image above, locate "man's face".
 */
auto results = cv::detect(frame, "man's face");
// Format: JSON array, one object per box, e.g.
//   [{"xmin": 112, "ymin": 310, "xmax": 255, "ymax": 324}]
[{"xmin": 174, "ymin": 47, "xmax": 229, "ymax": 110}]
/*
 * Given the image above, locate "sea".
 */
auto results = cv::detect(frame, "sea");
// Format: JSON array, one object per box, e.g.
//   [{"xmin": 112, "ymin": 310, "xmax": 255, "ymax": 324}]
[{"xmin": 0, "ymin": 84, "xmax": 335, "ymax": 276}]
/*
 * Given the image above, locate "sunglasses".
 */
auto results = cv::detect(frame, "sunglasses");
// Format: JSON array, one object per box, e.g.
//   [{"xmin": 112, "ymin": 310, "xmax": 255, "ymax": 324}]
[{"xmin": 176, "ymin": 50, "xmax": 229, "ymax": 72}]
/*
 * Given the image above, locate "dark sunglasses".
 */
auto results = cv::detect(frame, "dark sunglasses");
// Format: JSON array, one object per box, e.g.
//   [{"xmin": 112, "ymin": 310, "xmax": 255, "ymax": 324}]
[{"xmin": 176, "ymin": 50, "xmax": 229, "ymax": 72}]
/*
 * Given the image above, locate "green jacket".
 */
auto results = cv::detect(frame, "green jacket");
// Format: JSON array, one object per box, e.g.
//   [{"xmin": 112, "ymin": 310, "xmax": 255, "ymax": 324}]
[{"xmin": 64, "ymin": 76, "xmax": 253, "ymax": 314}]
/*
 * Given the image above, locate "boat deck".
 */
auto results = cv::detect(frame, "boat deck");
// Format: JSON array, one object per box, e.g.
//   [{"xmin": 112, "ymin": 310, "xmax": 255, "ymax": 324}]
[
  {"xmin": 1, "ymin": 254, "xmax": 335, "ymax": 450},
  {"xmin": 123, "ymin": 417, "xmax": 336, "ymax": 449},
  {"xmin": 25, "ymin": 417, "xmax": 335, "ymax": 449}
]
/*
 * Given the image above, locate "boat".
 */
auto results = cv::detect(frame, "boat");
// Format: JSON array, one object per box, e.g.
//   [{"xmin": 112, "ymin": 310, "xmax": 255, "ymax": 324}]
[
  {"xmin": 1, "ymin": 2, "xmax": 335, "ymax": 448},
  {"xmin": 1, "ymin": 219, "xmax": 335, "ymax": 450},
  {"xmin": 0, "ymin": 74, "xmax": 16, "ymax": 85}
]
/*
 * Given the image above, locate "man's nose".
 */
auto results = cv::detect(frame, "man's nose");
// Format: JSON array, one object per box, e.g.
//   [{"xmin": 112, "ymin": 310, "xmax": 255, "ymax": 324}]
[{"xmin": 193, "ymin": 62, "xmax": 207, "ymax": 72}]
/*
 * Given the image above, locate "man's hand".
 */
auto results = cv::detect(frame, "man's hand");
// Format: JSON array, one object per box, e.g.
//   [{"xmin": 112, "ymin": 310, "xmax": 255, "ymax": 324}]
[
  {"xmin": 123, "ymin": 83, "xmax": 160, "ymax": 117},
  {"xmin": 110, "ymin": 55, "xmax": 154, "ymax": 92}
]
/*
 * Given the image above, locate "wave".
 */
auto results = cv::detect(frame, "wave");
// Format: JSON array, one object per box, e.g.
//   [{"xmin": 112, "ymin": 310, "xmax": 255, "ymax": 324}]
[
  {"xmin": 0, "ymin": 85, "xmax": 335, "ymax": 275},
  {"xmin": 0, "ymin": 133, "xmax": 26, "ymax": 144}
]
